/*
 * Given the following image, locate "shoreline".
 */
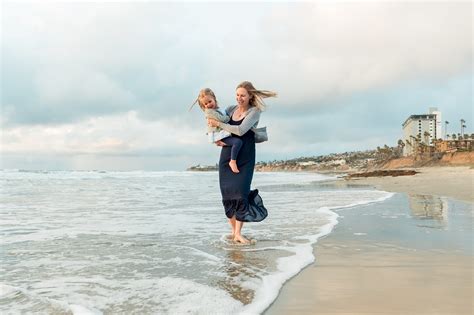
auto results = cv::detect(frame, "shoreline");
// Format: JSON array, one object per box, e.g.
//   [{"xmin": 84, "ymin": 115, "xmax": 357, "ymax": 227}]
[
  {"xmin": 264, "ymin": 166, "xmax": 473, "ymax": 315},
  {"xmin": 265, "ymin": 240, "xmax": 473, "ymax": 315},
  {"xmin": 343, "ymin": 166, "xmax": 473, "ymax": 203}
]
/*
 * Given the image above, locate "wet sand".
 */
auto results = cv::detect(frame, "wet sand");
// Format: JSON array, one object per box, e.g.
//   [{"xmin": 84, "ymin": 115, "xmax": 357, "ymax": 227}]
[
  {"xmin": 345, "ymin": 166, "xmax": 474, "ymax": 203},
  {"xmin": 265, "ymin": 167, "xmax": 473, "ymax": 315},
  {"xmin": 265, "ymin": 242, "xmax": 473, "ymax": 315}
]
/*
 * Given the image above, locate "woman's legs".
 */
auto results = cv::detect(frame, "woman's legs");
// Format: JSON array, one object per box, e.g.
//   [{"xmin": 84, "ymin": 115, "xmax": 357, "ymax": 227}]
[
  {"xmin": 233, "ymin": 218, "xmax": 250, "ymax": 244},
  {"xmin": 228, "ymin": 216, "xmax": 236, "ymax": 238}
]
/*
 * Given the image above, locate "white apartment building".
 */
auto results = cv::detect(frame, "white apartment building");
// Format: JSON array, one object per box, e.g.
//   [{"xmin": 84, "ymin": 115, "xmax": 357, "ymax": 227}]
[
  {"xmin": 429, "ymin": 107, "xmax": 442, "ymax": 140},
  {"xmin": 402, "ymin": 108, "xmax": 441, "ymax": 156}
]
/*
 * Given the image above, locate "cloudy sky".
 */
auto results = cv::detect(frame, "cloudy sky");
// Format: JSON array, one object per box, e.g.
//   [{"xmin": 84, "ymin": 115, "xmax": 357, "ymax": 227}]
[{"xmin": 1, "ymin": 0, "xmax": 472, "ymax": 171}]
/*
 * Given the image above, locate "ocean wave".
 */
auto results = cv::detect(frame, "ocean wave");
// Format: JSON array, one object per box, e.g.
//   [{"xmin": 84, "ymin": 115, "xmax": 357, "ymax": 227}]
[{"xmin": 1, "ymin": 171, "xmax": 395, "ymax": 314}]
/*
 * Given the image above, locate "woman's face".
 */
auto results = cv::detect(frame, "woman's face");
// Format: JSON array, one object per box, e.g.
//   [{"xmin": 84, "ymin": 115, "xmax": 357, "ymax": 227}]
[{"xmin": 236, "ymin": 87, "xmax": 251, "ymax": 107}]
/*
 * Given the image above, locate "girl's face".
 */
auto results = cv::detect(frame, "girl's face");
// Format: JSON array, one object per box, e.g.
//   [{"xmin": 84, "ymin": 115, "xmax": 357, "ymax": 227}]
[
  {"xmin": 201, "ymin": 95, "xmax": 217, "ymax": 109},
  {"xmin": 236, "ymin": 87, "xmax": 250, "ymax": 107}
]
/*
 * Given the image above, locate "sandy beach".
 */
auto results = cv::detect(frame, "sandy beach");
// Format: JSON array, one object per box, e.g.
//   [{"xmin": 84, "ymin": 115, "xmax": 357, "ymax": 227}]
[
  {"xmin": 265, "ymin": 166, "xmax": 473, "ymax": 315},
  {"xmin": 345, "ymin": 166, "xmax": 474, "ymax": 203}
]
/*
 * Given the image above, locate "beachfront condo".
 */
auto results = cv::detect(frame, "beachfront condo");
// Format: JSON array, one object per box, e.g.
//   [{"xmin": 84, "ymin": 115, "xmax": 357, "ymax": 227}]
[{"xmin": 402, "ymin": 107, "xmax": 441, "ymax": 156}]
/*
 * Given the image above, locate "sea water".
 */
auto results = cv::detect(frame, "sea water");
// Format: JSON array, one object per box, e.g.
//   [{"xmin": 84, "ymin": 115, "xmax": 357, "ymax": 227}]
[{"xmin": 0, "ymin": 170, "xmax": 393, "ymax": 314}]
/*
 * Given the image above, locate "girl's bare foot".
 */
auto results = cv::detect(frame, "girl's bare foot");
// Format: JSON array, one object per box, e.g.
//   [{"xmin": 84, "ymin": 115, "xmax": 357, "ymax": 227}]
[
  {"xmin": 233, "ymin": 234, "xmax": 250, "ymax": 245},
  {"xmin": 229, "ymin": 160, "xmax": 240, "ymax": 173},
  {"xmin": 226, "ymin": 234, "xmax": 234, "ymax": 240}
]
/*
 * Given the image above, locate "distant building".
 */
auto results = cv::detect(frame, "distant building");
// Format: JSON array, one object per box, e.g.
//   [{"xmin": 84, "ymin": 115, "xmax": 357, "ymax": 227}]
[
  {"xmin": 297, "ymin": 161, "xmax": 317, "ymax": 166},
  {"xmin": 429, "ymin": 107, "xmax": 442, "ymax": 140},
  {"xmin": 402, "ymin": 108, "xmax": 441, "ymax": 156}
]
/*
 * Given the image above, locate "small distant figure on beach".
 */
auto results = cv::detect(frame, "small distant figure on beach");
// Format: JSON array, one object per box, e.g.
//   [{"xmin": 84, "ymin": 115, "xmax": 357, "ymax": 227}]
[
  {"xmin": 207, "ymin": 81, "xmax": 277, "ymax": 245},
  {"xmin": 192, "ymin": 88, "xmax": 243, "ymax": 173}
]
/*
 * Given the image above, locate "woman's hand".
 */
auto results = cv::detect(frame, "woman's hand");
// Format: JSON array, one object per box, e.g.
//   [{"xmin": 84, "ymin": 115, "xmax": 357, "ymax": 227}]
[
  {"xmin": 207, "ymin": 118, "xmax": 220, "ymax": 128},
  {"xmin": 215, "ymin": 140, "xmax": 226, "ymax": 147}
]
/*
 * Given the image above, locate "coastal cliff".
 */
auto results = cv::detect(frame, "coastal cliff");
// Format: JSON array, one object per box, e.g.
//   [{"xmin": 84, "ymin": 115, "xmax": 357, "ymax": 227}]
[{"xmin": 188, "ymin": 151, "xmax": 474, "ymax": 173}]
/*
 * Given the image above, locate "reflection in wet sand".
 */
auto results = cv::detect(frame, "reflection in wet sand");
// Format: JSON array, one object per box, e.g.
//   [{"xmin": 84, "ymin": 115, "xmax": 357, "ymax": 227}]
[
  {"xmin": 408, "ymin": 194, "xmax": 448, "ymax": 227},
  {"xmin": 216, "ymin": 245, "xmax": 292, "ymax": 305},
  {"xmin": 217, "ymin": 249, "xmax": 258, "ymax": 305}
]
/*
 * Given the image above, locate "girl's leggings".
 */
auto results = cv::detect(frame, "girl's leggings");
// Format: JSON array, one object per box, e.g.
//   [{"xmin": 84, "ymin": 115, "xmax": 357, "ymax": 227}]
[{"xmin": 222, "ymin": 137, "xmax": 243, "ymax": 161}]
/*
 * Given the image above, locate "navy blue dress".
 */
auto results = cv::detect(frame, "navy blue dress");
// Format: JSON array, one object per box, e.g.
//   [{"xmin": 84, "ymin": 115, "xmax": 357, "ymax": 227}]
[{"xmin": 219, "ymin": 117, "xmax": 268, "ymax": 222}]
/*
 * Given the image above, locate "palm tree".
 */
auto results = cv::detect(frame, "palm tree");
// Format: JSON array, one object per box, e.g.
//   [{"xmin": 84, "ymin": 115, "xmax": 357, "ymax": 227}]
[
  {"xmin": 410, "ymin": 135, "xmax": 420, "ymax": 156},
  {"xmin": 397, "ymin": 139, "xmax": 405, "ymax": 157},
  {"xmin": 423, "ymin": 131, "xmax": 430, "ymax": 145},
  {"xmin": 444, "ymin": 121, "xmax": 449, "ymax": 140},
  {"xmin": 398, "ymin": 139, "xmax": 405, "ymax": 148},
  {"xmin": 452, "ymin": 133, "xmax": 457, "ymax": 140},
  {"xmin": 405, "ymin": 139, "xmax": 414, "ymax": 156}
]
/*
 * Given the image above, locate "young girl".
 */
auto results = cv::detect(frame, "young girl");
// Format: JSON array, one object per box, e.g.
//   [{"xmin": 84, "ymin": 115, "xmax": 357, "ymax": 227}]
[{"xmin": 192, "ymin": 88, "xmax": 242, "ymax": 173}]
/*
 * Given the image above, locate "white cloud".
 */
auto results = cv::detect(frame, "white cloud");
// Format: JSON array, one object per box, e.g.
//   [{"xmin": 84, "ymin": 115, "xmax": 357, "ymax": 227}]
[
  {"xmin": 255, "ymin": 2, "xmax": 472, "ymax": 104},
  {"xmin": 3, "ymin": 2, "xmax": 471, "ymax": 122},
  {"xmin": 1, "ymin": 1, "xmax": 472, "ymax": 170},
  {"xmin": 36, "ymin": 67, "xmax": 136, "ymax": 107},
  {"xmin": 0, "ymin": 111, "xmax": 203, "ymax": 155}
]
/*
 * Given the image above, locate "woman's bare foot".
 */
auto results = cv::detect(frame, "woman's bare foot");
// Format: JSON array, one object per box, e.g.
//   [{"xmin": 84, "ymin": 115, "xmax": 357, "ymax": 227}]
[
  {"xmin": 226, "ymin": 234, "xmax": 234, "ymax": 240},
  {"xmin": 233, "ymin": 234, "xmax": 250, "ymax": 245},
  {"xmin": 229, "ymin": 160, "xmax": 240, "ymax": 173}
]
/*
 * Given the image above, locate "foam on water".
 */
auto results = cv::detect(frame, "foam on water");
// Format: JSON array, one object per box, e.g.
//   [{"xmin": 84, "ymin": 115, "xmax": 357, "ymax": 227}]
[
  {"xmin": 0, "ymin": 283, "xmax": 101, "ymax": 315},
  {"xmin": 2, "ymin": 277, "xmax": 243, "ymax": 315},
  {"xmin": 69, "ymin": 304, "xmax": 103, "ymax": 315},
  {"xmin": 1, "ymin": 170, "xmax": 393, "ymax": 314}
]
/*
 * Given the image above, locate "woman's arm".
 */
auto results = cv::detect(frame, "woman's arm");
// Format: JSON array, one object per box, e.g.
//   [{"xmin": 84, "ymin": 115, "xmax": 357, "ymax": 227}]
[{"xmin": 216, "ymin": 108, "xmax": 261, "ymax": 136}]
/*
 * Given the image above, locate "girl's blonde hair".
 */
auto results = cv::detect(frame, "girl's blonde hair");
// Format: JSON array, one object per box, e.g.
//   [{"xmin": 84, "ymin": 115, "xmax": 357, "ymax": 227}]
[
  {"xmin": 189, "ymin": 88, "xmax": 217, "ymax": 111},
  {"xmin": 236, "ymin": 81, "xmax": 277, "ymax": 111}
]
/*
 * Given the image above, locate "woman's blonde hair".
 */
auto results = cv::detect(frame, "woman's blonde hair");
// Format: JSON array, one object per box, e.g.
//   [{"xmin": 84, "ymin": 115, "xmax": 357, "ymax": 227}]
[
  {"xmin": 236, "ymin": 81, "xmax": 277, "ymax": 111},
  {"xmin": 189, "ymin": 88, "xmax": 218, "ymax": 111}
]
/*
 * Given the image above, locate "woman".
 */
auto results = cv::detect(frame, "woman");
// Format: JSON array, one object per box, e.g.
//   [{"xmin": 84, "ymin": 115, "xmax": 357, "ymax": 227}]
[{"xmin": 208, "ymin": 81, "xmax": 277, "ymax": 244}]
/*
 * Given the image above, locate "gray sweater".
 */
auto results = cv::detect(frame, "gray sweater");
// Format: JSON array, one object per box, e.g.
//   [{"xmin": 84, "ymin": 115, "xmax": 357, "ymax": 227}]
[
  {"xmin": 217, "ymin": 105, "xmax": 261, "ymax": 136},
  {"xmin": 205, "ymin": 108, "xmax": 230, "ymax": 133}
]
